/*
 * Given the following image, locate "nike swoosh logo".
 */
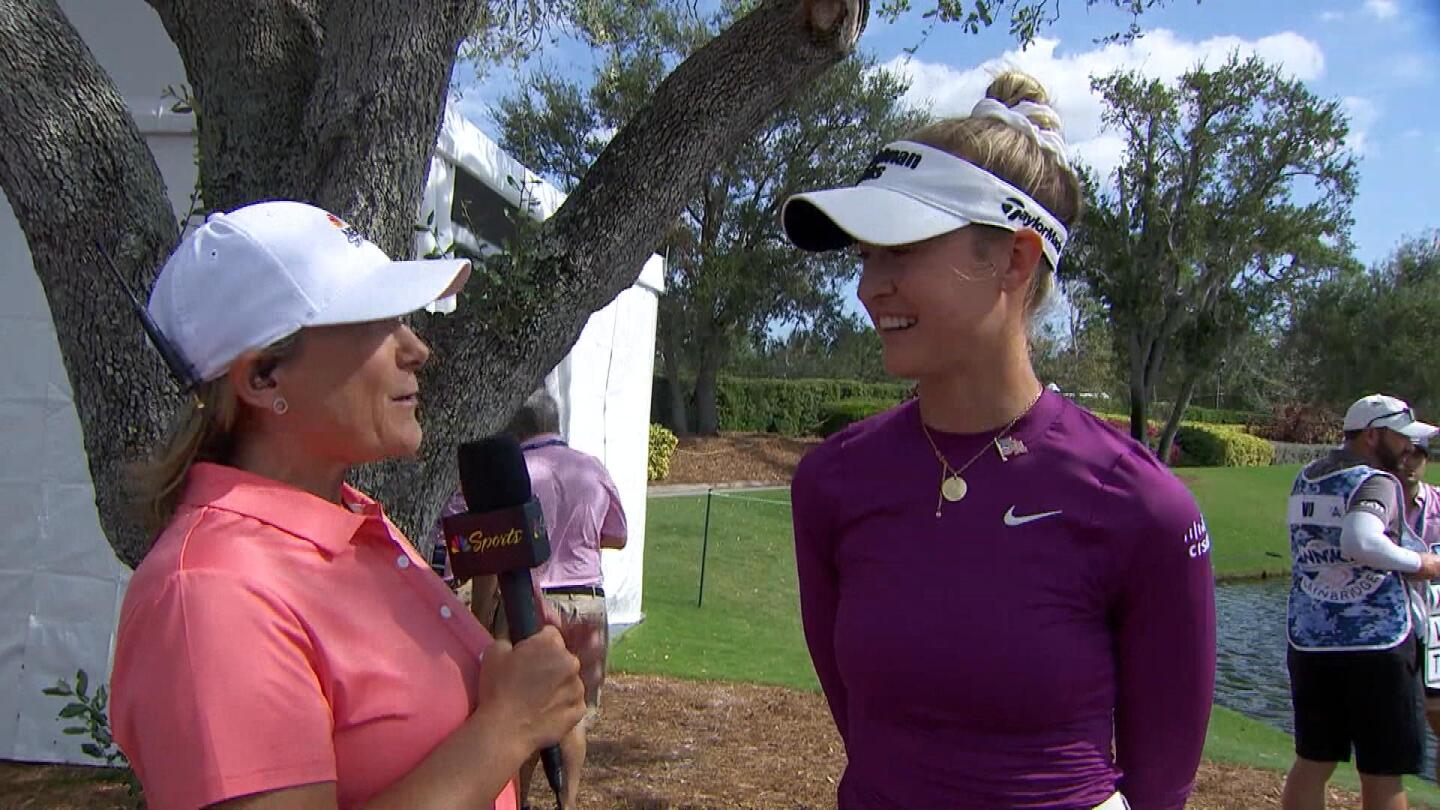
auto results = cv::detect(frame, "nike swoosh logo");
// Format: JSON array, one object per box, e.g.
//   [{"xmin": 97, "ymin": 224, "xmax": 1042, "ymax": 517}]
[{"xmin": 1004, "ymin": 506, "xmax": 1063, "ymax": 527}]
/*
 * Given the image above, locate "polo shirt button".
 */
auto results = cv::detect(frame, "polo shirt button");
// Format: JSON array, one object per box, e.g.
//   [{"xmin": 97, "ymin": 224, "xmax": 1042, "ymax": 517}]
[
  {"xmin": 396, "ymin": 555, "xmax": 411, "ymax": 569},
  {"xmin": 440, "ymin": 605, "xmax": 453, "ymax": 619}
]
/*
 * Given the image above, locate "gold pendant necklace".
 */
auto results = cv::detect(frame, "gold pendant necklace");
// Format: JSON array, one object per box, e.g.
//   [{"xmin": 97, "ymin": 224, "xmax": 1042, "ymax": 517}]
[{"xmin": 919, "ymin": 389, "xmax": 1043, "ymax": 518}]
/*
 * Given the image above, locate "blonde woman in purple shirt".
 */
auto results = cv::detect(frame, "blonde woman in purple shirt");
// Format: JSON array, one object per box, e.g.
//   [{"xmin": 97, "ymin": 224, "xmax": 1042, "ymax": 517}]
[{"xmin": 781, "ymin": 72, "xmax": 1216, "ymax": 809}]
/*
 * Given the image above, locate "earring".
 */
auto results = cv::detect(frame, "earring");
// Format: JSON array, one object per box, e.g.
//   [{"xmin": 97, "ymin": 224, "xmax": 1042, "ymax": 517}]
[{"xmin": 272, "ymin": 397, "xmax": 289, "ymax": 416}]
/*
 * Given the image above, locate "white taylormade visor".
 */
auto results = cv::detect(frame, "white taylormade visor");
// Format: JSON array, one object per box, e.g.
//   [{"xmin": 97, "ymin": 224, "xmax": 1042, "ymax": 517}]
[{"xmin": 782, "ymin": 140, "xmax": 1069, "ymax": 269}]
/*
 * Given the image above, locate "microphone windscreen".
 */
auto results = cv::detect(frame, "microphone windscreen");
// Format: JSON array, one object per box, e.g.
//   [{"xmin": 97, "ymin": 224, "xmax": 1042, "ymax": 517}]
[{"xmin": 457, "ymin": 436, "xmax": 532, "ymax": 513}]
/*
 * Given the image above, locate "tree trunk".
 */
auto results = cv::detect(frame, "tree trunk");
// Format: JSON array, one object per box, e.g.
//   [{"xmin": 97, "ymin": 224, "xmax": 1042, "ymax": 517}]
[
  {"xmin": 1157, "ymin": 374, "xmax": 1199, "ymax": 466},
  {"xmin": 658, "ymin": 327, "xmax": 689, "ymax": 435},
  {"xmin": 694, "ymin": 354, "xmax": 722, "ymax": 436},
  {"xmin": 0, "ymin": 0, "xmax": 186, "ymax": 567},
  {"xmin": 1126, "ymin": 330, "xmax": 1149, "ymax": 444},
  {"xmin": 1, "ymin": 0, "xmax": 867, "ymax": 561}
]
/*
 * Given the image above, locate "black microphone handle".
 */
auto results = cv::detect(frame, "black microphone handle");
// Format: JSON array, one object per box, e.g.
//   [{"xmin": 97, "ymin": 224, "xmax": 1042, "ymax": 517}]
[{"xmin": 498, "ymin": 569, "xmax": 566, "ymax": 807}]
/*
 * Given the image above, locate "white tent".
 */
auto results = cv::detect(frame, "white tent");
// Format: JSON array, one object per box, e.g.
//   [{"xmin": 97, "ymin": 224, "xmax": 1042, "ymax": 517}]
[{"xmin": 0, "ymin": 0, "xmax": 659, "ymax": 765}]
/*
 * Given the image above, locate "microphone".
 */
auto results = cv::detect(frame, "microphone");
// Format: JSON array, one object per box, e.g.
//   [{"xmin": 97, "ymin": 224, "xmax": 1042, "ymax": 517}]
[{"xmin": 441, "ymin": 436, "xmax": 567, "ymax": 808}]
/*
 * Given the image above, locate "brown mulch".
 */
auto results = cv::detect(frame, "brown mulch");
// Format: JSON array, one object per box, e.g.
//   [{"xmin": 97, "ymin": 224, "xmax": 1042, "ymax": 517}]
[
  {"xmin": 662, "ymin": 433, "xmax": 820, "ymax": 485},
  {"xmin": 0, "ymin": 674, "xmax": 1362, "ymax": 809}
]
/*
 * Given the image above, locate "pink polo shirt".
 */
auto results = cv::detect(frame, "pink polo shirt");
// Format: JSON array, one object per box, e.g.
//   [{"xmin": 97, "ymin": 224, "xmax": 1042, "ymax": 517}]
[{"xmin": 111, "ymin": 463, "xmax": 518, "ymax": 810}]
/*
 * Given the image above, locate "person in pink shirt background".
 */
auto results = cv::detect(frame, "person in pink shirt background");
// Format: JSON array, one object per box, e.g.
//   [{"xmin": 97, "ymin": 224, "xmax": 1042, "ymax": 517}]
[
  {"xmin": 437, "ymin": 388, "xmax": 627, "ymax": 809},
  {"xmin": 110, "ymin": 201, "xmax": 586, "ymax": 810}
]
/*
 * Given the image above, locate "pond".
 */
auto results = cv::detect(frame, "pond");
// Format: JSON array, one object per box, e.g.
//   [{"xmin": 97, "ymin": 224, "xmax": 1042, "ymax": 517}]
[{"xmin": 1215, "ymin": 578, "xmax": 1437, "ymax": 780}]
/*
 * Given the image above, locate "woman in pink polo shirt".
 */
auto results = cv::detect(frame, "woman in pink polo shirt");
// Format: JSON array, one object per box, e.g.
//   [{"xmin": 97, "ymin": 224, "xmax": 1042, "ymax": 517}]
[{"xmin": 110, "ymin": 201, "xmax": 585, "ymax": 810}]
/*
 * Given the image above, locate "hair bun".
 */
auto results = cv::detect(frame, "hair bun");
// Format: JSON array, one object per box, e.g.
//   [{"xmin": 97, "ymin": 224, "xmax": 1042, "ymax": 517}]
[{"xmin": 985, "ymin": 71, "xmax": 1061, "ymax": 132}]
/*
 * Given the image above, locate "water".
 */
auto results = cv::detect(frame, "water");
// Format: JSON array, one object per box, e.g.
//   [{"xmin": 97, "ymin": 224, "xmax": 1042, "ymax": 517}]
[{"xmin": 1214, "ymin": 578, "xmax": 1437, "ymax": 780}]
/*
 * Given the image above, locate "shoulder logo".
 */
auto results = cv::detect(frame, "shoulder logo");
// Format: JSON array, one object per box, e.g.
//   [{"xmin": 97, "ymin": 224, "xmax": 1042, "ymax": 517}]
[{"xmin": 1003, "ymin": 506, "xmax": 1062, "ymax": 527}]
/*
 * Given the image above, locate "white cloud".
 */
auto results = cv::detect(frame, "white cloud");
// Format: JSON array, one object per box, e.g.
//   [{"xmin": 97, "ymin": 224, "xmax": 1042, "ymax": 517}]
[
  {"xmin": 1364, "ymin": 0, "xmax": 1399, "ymax": 19},
  {"xmin": 1319, "ymin": 10, "xmax": 1345, "ymax": 21},
  {"xmin": 1342, "ymin": 96, "xmax": 1380, "ymax": 155},
  {"xmin": 1402, "ymin": 128, "xmax": 1422, "ymax": 139},
  {"xmin": 878, "ymin": 29, "xmax": 1326, "ymax": 178}
]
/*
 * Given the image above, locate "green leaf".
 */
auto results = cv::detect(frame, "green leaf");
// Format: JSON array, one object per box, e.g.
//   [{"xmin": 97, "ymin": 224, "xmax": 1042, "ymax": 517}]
[
  {"xmin": 75, "ymin": 670, "xmax": 88, "ymax": 699},
  {"xmin": 62, "ymin": 727, "xmax": 87, "ymax": 735},
  {"xmin": 58, "ymin": 704, "xmax": 87, "ymax": 718},
  {"xmin": 81, "ymin": 743, "xmax": 104, "ymax": 759},
  {"xmin": 41, "ymin": 686, "xmax": 70, "ymax": 697}
]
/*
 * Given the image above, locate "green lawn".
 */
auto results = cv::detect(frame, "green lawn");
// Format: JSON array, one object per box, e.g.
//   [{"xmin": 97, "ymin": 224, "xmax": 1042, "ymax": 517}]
[
  {"xmin": 617, "ymin": 476, "xmax": 1440, "ymax": 803},
  {"xmin": 1181, "ymin": 464, "xmax": 1299, "ymax": 579}
]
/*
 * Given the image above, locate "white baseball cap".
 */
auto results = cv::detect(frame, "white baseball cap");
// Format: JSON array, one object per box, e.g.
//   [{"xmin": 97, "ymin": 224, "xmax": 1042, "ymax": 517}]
[
  {"xmin": 1342, "ymin": 394, "xmax": 1438, "ymax": 443},
  {"xmin": 781, "ymin": 140, "xmax": 1069, "ymax": 269},
  {"xmin": 147, "ymin": 201, "xmax": 471, "ymax": 382}
]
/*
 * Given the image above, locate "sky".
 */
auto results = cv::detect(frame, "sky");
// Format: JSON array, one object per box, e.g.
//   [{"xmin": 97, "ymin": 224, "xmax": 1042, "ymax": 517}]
[{"xmin": 454, "ymin": 0, "xmax": 1440, "ymax": 268}]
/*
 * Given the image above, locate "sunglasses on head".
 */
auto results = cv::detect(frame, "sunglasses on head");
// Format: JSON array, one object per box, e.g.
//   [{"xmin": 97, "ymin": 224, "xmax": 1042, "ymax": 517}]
[{"xmin": 1366, "ymin": 407, "xmax": 1413, "ymax": 428}]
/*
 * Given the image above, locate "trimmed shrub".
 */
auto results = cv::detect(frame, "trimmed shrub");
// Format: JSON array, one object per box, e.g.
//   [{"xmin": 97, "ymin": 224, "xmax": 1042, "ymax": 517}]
[
  {"xmin": 648, "ymin": 424, "xmax": 679, "ymax": 481},
  {"xmin": 651, "ymin": 377, "xmax": 909, "ymax": 436},
  {"xmin": 715, "ymin": 378, "xmax": 908, "ymax": 436},
  {"xmin": 818, "ymin": 398, "xmax": 897, "ymax": 437},
  {"xmin": 1175, "ymin": 423, "xmax": 1275, "ymax": 467},
  {"xmin": 1183, "ymin": 406, "xmax": 1271, "ymax": 426}
]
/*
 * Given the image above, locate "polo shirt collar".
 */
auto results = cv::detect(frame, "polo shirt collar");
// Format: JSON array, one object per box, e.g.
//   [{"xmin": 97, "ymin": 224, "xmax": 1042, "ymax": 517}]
[{"xmin": 180, "ymin": 462, "xmax": 374, "ymax": 555}]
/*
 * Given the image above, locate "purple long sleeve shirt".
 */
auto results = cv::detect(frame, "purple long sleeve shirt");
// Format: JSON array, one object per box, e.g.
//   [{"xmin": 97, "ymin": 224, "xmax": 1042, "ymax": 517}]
[{"xmin": 791, "ymin": 392, "xmax": 1216, "ymax": 809}]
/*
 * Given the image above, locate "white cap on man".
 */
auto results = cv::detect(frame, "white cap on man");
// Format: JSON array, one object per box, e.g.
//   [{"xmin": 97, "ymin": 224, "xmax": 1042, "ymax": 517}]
[
  {"xmin": 1342, "ymin": 394, "xmax": 1439, "ymax": 443},
  {"xmin": 147, "ymin": 201, "xmax": 471, "ymax": 382}
]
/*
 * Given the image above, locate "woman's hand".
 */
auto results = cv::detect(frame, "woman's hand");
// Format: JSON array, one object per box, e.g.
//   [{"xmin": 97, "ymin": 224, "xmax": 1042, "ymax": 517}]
[{"xmin": 474, "ymin": 626, "xmax": 586, "ymax": 752}]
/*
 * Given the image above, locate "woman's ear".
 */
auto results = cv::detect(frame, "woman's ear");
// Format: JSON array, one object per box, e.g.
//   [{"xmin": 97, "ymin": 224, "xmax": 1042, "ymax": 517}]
[
  {"xmin": 227, "ymin": 351, "xmax": 277, "ymax": 412},
  {"xmin": 1000, "ymin": 229, "xmax": 1044, "ymax": 294}
]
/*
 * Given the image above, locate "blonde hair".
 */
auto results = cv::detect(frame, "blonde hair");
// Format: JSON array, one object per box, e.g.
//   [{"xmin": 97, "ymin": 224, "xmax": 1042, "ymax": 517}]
[
  {"xmin": 907, "ymin": 71, "xmax": 1083, "ymax": 319},
  {"xmin": 133, "ymin": 334, "xmax": 301, "ymax": 532}
]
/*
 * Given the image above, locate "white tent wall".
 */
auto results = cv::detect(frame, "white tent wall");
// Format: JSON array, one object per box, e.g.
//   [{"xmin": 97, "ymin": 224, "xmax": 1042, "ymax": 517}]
[{"xmin": 0, "ymin": 1, "xmax": 660, "ymax": 765}]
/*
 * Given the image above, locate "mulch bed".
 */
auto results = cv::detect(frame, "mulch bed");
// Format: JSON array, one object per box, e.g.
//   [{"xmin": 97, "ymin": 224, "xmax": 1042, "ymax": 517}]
[
  {"xmin": 661, "ymin": 433, "xmax": 820, "ymax": 486},
  {"xmin": 3, "ymin": 674, "xmax": 1358, "ymax": 809}
]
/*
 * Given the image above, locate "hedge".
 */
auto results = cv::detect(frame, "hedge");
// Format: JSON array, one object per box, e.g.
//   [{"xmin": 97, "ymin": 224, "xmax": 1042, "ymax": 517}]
[
  {"xmin": 1175, "ymin": 423, "xmax": 1275, "ymax": 467},
  {"xmin": 818, "ymin": 398, "xmax": 898, "ymax": 437},
  {"xmin": 1182, "ymin": 406, "xmax": 1272, "ymax": 426},
  {"xmin": 653, "ymin": 377, "xmax": 909, "ymax": 436},
  {"xmin": 648, "ymin": 424, "xmax": 679, "ymax": 481}
]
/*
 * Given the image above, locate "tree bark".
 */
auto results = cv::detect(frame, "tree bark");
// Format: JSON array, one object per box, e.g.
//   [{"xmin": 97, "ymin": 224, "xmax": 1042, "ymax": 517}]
[
  {"xmin": 0, "ymin": 0, "xmax": 184, "ymax": 567},
  {"xmin": 658, "ymin": 324, "xmax": 689, "ymax": 434},
  {"xmin": 694, "ymin": 352, "xmax": 722, "ymax": 436},
  {"xmin": 1, "ymin": 0, "xmax": 866, "ymax": 560},
  {"xmin": 1157, "ymin": 374, "xmax": 1199, "ymax": 465}
]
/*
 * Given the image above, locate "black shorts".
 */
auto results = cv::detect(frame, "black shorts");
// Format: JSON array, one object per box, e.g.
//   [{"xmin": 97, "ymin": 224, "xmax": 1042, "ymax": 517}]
[{"xmin": 1288, "ymin": 634, "xmax": 1424, "ymax": 775}]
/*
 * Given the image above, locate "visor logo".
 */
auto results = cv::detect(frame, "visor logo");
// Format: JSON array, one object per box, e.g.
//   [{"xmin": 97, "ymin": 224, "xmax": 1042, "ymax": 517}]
[
  {"xmin": 859, "ymin": 147, "xmax": 923, "ymax": 182},
  {"xmin": 1000, "ymin": 197, "xmax": 1063, "ymax": 254}
]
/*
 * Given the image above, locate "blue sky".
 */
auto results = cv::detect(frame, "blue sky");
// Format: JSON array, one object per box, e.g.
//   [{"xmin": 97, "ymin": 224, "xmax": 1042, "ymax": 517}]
[{"xmin": 455, "ymin": 0, "xmax": 1440, "ymax": 267}]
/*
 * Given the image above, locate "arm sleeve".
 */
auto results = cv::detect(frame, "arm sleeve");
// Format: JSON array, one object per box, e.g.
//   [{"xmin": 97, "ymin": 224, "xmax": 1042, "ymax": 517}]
[
  {"xmin": 111, "ymin": 571, "xmax": 335, "ymax": 810},
  {"xmin": 1341, "ymin": 510, "xmax": 1422, "ymax": 572},
  {"xmin": 791, "ymin": 448, "xmax": 849, "ymax": 743},
  {"xmin": 598, "ymin": 467, "xmax": 628, "ymax": 540},
  {"xmin": 1110, "ymin": 458, "xmax": 1216, "ymax": 810}
]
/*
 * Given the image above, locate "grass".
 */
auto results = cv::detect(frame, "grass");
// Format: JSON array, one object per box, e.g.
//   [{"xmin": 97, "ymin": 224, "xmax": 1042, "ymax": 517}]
[
  {"xmin": 617, "ymin": 474, "xmax": 1440, "ymax": 803},
  {"xmin": 1205, "ymin": 706, "xmax": 1440, "ymax": 805},
  {"xmin": 612, "ymin": 489, "xmax": 815, "ymax": 690},
  {"xmin": 1181, "ymin": 464, "xmax": 1300, "ymax": 579}
]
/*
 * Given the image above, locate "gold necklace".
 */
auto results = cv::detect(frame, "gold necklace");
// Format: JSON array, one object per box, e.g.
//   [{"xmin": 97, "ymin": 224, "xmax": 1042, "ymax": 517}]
[{"xmin": 919, "ymin": 389, "xmax": 1043, "ymax": 518}]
